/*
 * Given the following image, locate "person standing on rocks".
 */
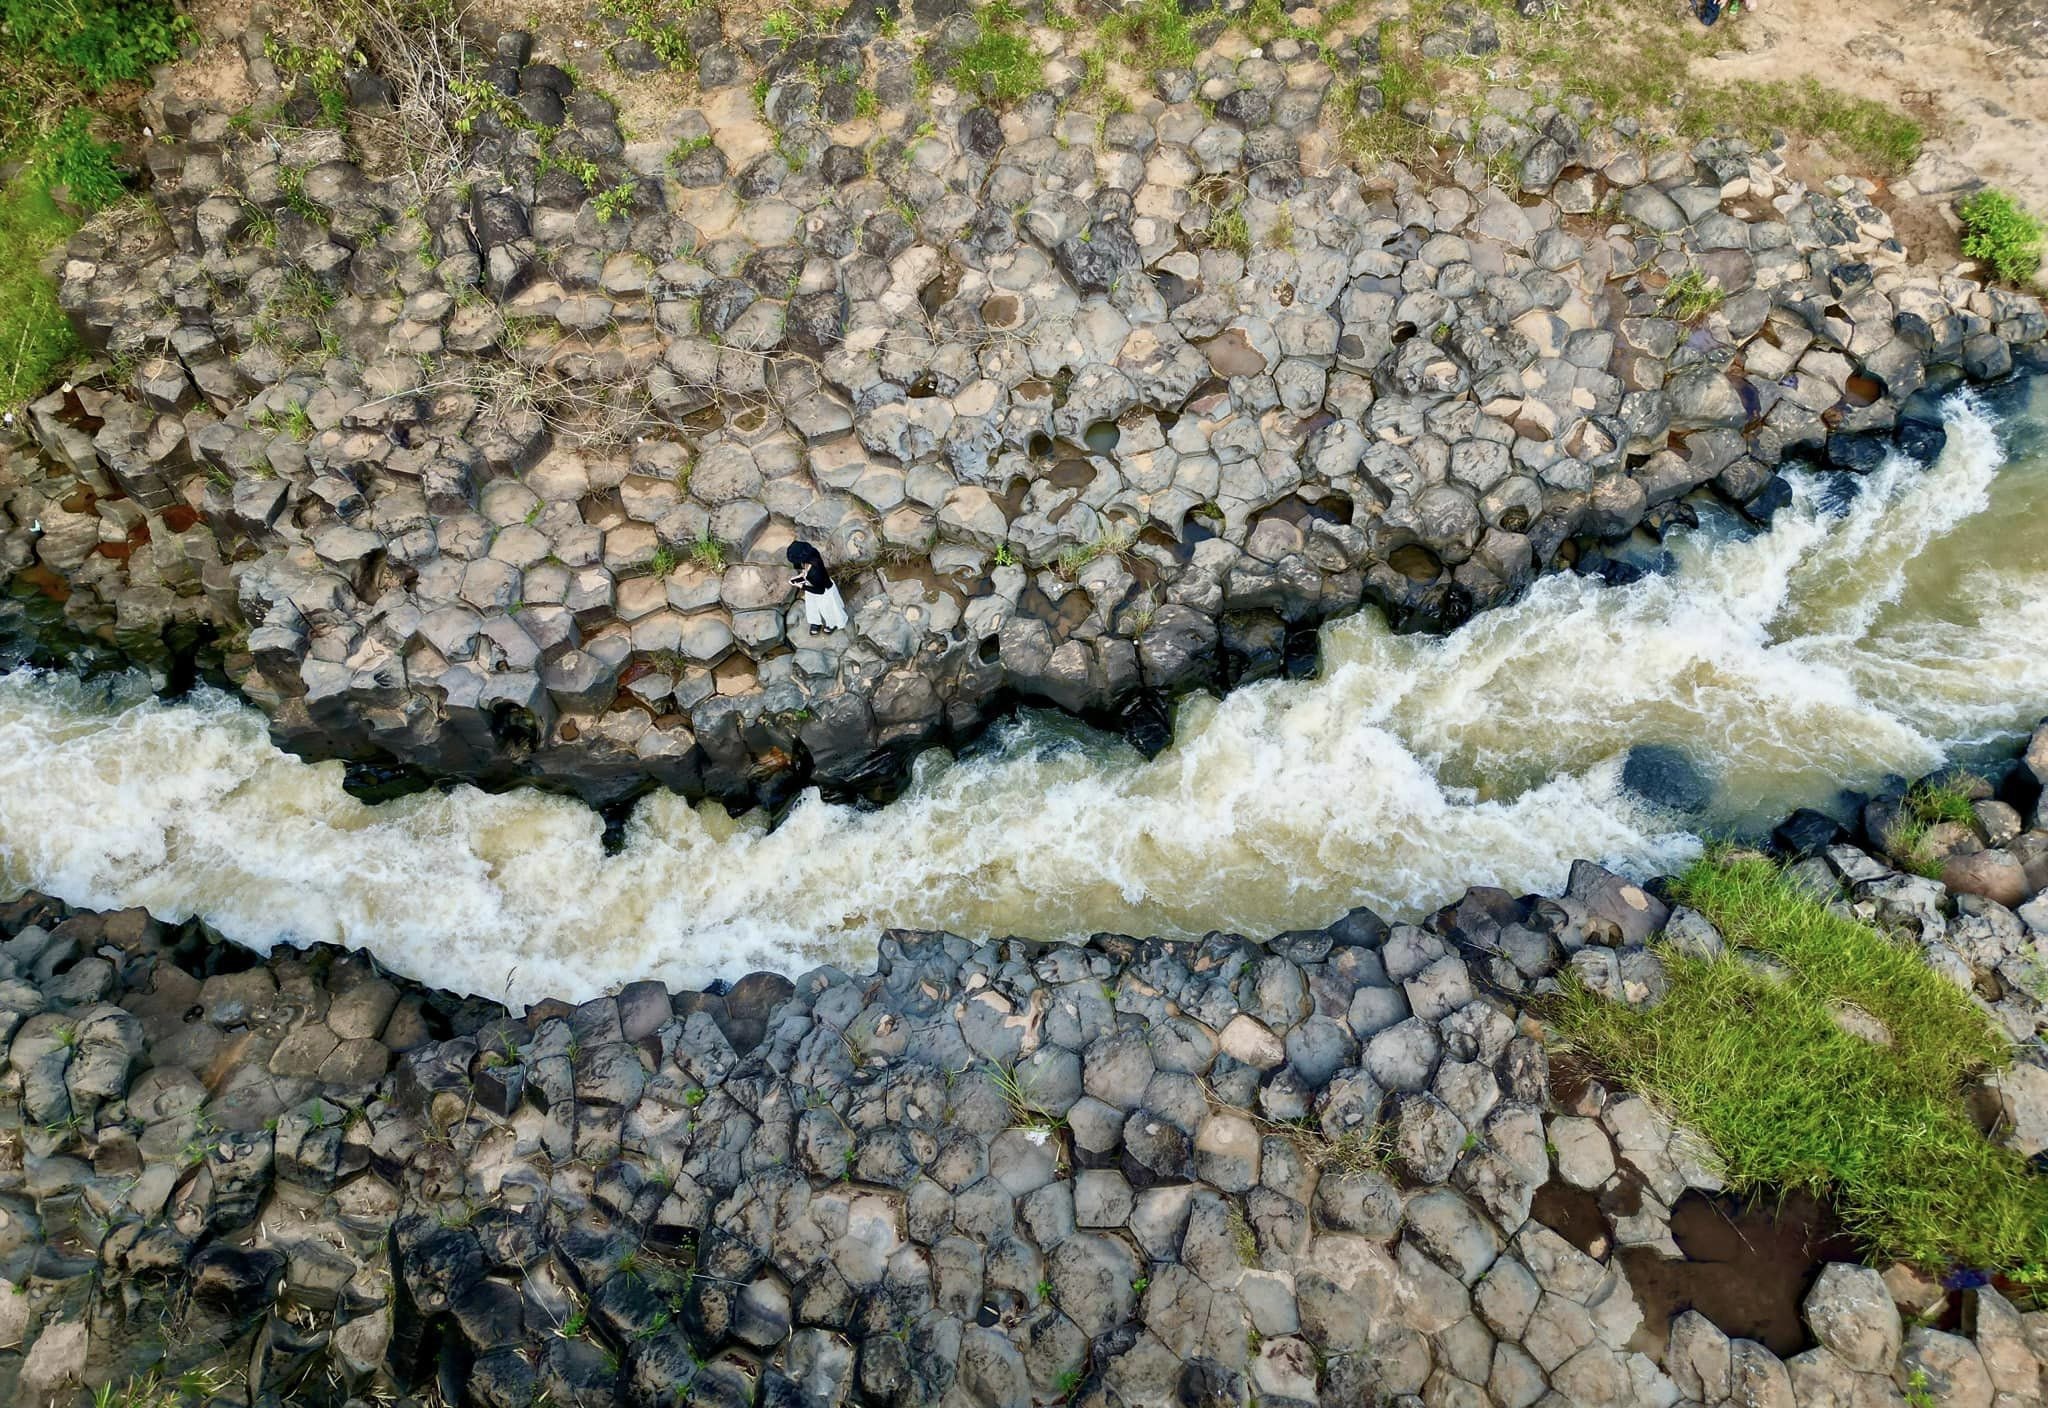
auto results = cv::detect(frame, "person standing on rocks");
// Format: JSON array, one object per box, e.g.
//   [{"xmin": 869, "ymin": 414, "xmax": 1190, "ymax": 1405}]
[{"xmin": 786, "ymin": 541, "xmax": 849, "ymax": 636}]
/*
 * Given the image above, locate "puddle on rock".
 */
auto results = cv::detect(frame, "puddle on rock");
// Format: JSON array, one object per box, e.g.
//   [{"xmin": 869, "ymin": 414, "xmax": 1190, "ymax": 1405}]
[
  {"xmin": 1200, "ymin": 328, "xmax": 1267, "ymax": 377},
  {"xmin": 1532, "ymin": 1180, "xmax": 1861, "ymax": 1358}
]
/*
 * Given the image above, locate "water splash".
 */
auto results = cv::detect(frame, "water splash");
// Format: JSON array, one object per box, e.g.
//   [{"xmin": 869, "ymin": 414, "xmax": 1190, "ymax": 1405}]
[{"xmin": 1, "ymin": 388, "xmax": 2043, "ymax": 1005}]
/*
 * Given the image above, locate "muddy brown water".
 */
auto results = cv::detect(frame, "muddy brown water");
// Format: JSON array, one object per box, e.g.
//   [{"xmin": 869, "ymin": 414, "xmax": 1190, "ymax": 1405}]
[
  {"xmin": 1533, "ymin": 1179, "xmax": 1861, "ymax": 1358},
  {"xmin": 0, "ymin": 391, "xmax": 2043, "ymax": 1002}
]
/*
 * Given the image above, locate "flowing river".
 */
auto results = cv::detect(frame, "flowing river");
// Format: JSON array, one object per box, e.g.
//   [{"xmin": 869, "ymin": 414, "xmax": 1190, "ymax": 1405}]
[{"xmin": 2, "ymin": 381, "xmax": 2045, "ymax": 1005}]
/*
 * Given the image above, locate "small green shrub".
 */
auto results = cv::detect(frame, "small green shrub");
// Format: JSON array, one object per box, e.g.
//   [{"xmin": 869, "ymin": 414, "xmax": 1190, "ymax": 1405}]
[
  {"xmin": 38, "ymin": 108, "xmax": 123, "ymax": 211},
  {"xmin": 593, "ymin": 178, "xmax": 637, "ymax": 224},
  {"xmin": 2, "ymin": 0, "xmax": 189, "ymax": 91},
  {"xmin": 667, "ymin": 133, "xmax": 713, "ymax": 169},
  {"xmin": 596, "ymin": 0, "xmax": 703, "ymax": 71},
  {"xmin": 1959, "ymin": 190, "xmax": 2044, "ymax": 285}
]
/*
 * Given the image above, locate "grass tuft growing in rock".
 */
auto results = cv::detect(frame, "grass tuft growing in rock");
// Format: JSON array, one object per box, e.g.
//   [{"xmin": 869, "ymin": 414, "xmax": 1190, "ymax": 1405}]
[
  {"xmin": 1888, "ymin": 775, "xmax": 1983, "ymax": 878},
  {"xmin": 1658, "ymin": 266, "xmax": 1724, "ymax": 324},
  {"xmin": 1054, "ymin": 525, "xmax": 1138, "ymax": 580},
  {"xmin": 1551, "ymin": 852, "xmax": 2048, "ymax": 1273},
  {"xmin": 90, "ymin": 1365, "xmax": 231, "ymax": 1408}
]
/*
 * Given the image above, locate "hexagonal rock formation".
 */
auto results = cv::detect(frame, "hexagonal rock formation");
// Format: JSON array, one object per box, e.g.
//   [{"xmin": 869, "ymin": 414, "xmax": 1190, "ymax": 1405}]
[
  {"xmin": 4, "ymin": 743, "xmax": 2048, "ymax": 1408},
  {"xmin": 3, "ymin": 9, "xmax": 2044, "ymax": 804}
]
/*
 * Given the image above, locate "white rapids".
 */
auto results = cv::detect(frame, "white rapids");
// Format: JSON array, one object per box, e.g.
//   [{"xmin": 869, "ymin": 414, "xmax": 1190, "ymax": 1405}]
[{"xmin": 1, "ymin": 387, "xmax": 2044, "ymax": 1006}]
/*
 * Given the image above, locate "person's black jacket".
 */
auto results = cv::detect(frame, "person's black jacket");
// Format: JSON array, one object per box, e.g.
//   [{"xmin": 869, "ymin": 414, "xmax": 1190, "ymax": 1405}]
[{"xmin": 785, "ymin": 542, "xmax": 833, "ymax": 594}]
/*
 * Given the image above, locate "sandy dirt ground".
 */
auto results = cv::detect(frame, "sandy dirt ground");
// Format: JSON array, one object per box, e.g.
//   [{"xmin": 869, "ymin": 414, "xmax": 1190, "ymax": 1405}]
[
  {"xmin": 1700, "ymin": 0, "xmax": 2048, "ymax": 275},
  {"xmin": 164, "ymin": 0, "xmax": 2046, "ymax": 285}
]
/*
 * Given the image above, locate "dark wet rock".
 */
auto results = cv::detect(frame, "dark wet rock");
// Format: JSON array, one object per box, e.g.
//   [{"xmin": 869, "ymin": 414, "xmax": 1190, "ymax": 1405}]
[{"xmin": 1621, "ymin": 744, "xmax": 1712, "ymax": 815}]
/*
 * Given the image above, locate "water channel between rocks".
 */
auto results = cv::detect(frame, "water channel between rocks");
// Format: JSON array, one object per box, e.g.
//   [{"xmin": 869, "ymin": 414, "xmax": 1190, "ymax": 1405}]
[{"xmin": 2, "ymin": 382, "xmax": 2045, "ymax": 1006}]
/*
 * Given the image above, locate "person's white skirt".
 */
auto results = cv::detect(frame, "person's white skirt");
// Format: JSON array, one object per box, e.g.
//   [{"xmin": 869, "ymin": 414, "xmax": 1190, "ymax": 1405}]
[{"xmin": 803, "ymin": 584, "xmax": 848, "ymax": 632}]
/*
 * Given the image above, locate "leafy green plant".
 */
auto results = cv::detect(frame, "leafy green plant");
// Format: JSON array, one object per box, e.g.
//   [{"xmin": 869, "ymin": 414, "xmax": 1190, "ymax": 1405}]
[
  {"xmin": 3, "ymin": 0, "xmax": 189, "ymax": 91},
  {"xmin": 38, "ymin": 108, "xmax": 123, "ymax": 210},
  {"xmin": 597, "ymin": 0, "xmax": 698, "ymax": 72},
  {"xmin": 667, "ymin": 133, "xmax": 713, "ymax": 169},
  {"xmin": 264, "ymin": 33, "xmax": 352, "ymax": 128},
  {"xmin": 648, "ymin": 543, "xmax": 678, "ymax": 576},
  {"xmin": 1959, "ymin": 190, "xmax": 2044, "ymax": 285},
  {"xmin": 593, "ymin": 179, "xmax": 637, "ymax": 224},
  {"xmin": 1552, "ymin": 851, "xmax": 2048, "ymax": 1271}
]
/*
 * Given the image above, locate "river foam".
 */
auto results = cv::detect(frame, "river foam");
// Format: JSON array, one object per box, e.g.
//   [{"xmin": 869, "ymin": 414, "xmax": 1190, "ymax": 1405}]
[{"xmin": 3, "ymin": 387, "xmax": 2044, "ymax": 1004}]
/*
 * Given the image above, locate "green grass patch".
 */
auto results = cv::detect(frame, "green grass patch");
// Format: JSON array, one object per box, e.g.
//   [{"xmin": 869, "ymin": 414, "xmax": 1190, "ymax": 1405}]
[
  {"xmin": 1702, "ymin": 77, "xmax": 1922, "ymax": 174},
  {"xmin": 1959, "ymin": 189, "xmax": 2044, "ymax": 286},
  {"xmin": 1053, "ymin": 525, "xmax": 1137, "ymax": 580},
  {"xmin": 1239, "ymin": 0, "xmax": 1316, "ymax": 45},
  {"xmin": 1406, "ymin": 1, "xmax": 1922, "ymax": 176},
  {"xmin": 1337, "ymin": 32, "xmax": 1450, "ymax": 170},
  {"xmin": 1098, "ymin": 0, "xmax": 1200, "ymax": 70},
  {"xmin": 687, "ymin": 530, "xmax": 725, "ymax": 570},
  {"xmin": 38, "ymin": 107, "xmax": 124, "ymax": 209},
  {"xmin": 0, "ymin": 0, "xmax": 176, "ymax": 403},
  {"xmin": 0, "ymin": 157, "xmax": 81, "ymax": 407},
  {"xmin": 1551, "ymin": 852, "xmax": 2047, "ymax": 1273},
  {"xmin": 948, "ymin": 1, "xmax": 1042, "ymax": 105}
]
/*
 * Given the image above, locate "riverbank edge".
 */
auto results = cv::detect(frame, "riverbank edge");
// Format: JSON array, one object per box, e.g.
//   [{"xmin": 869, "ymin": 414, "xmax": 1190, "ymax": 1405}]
[
  {"xmin": 0, "ymin": 720, "xmax": 2043, "ymax": 1405},
  {"xmin": 6, "ymin": 4, "xmax": 2048, "ymax": 813}
]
